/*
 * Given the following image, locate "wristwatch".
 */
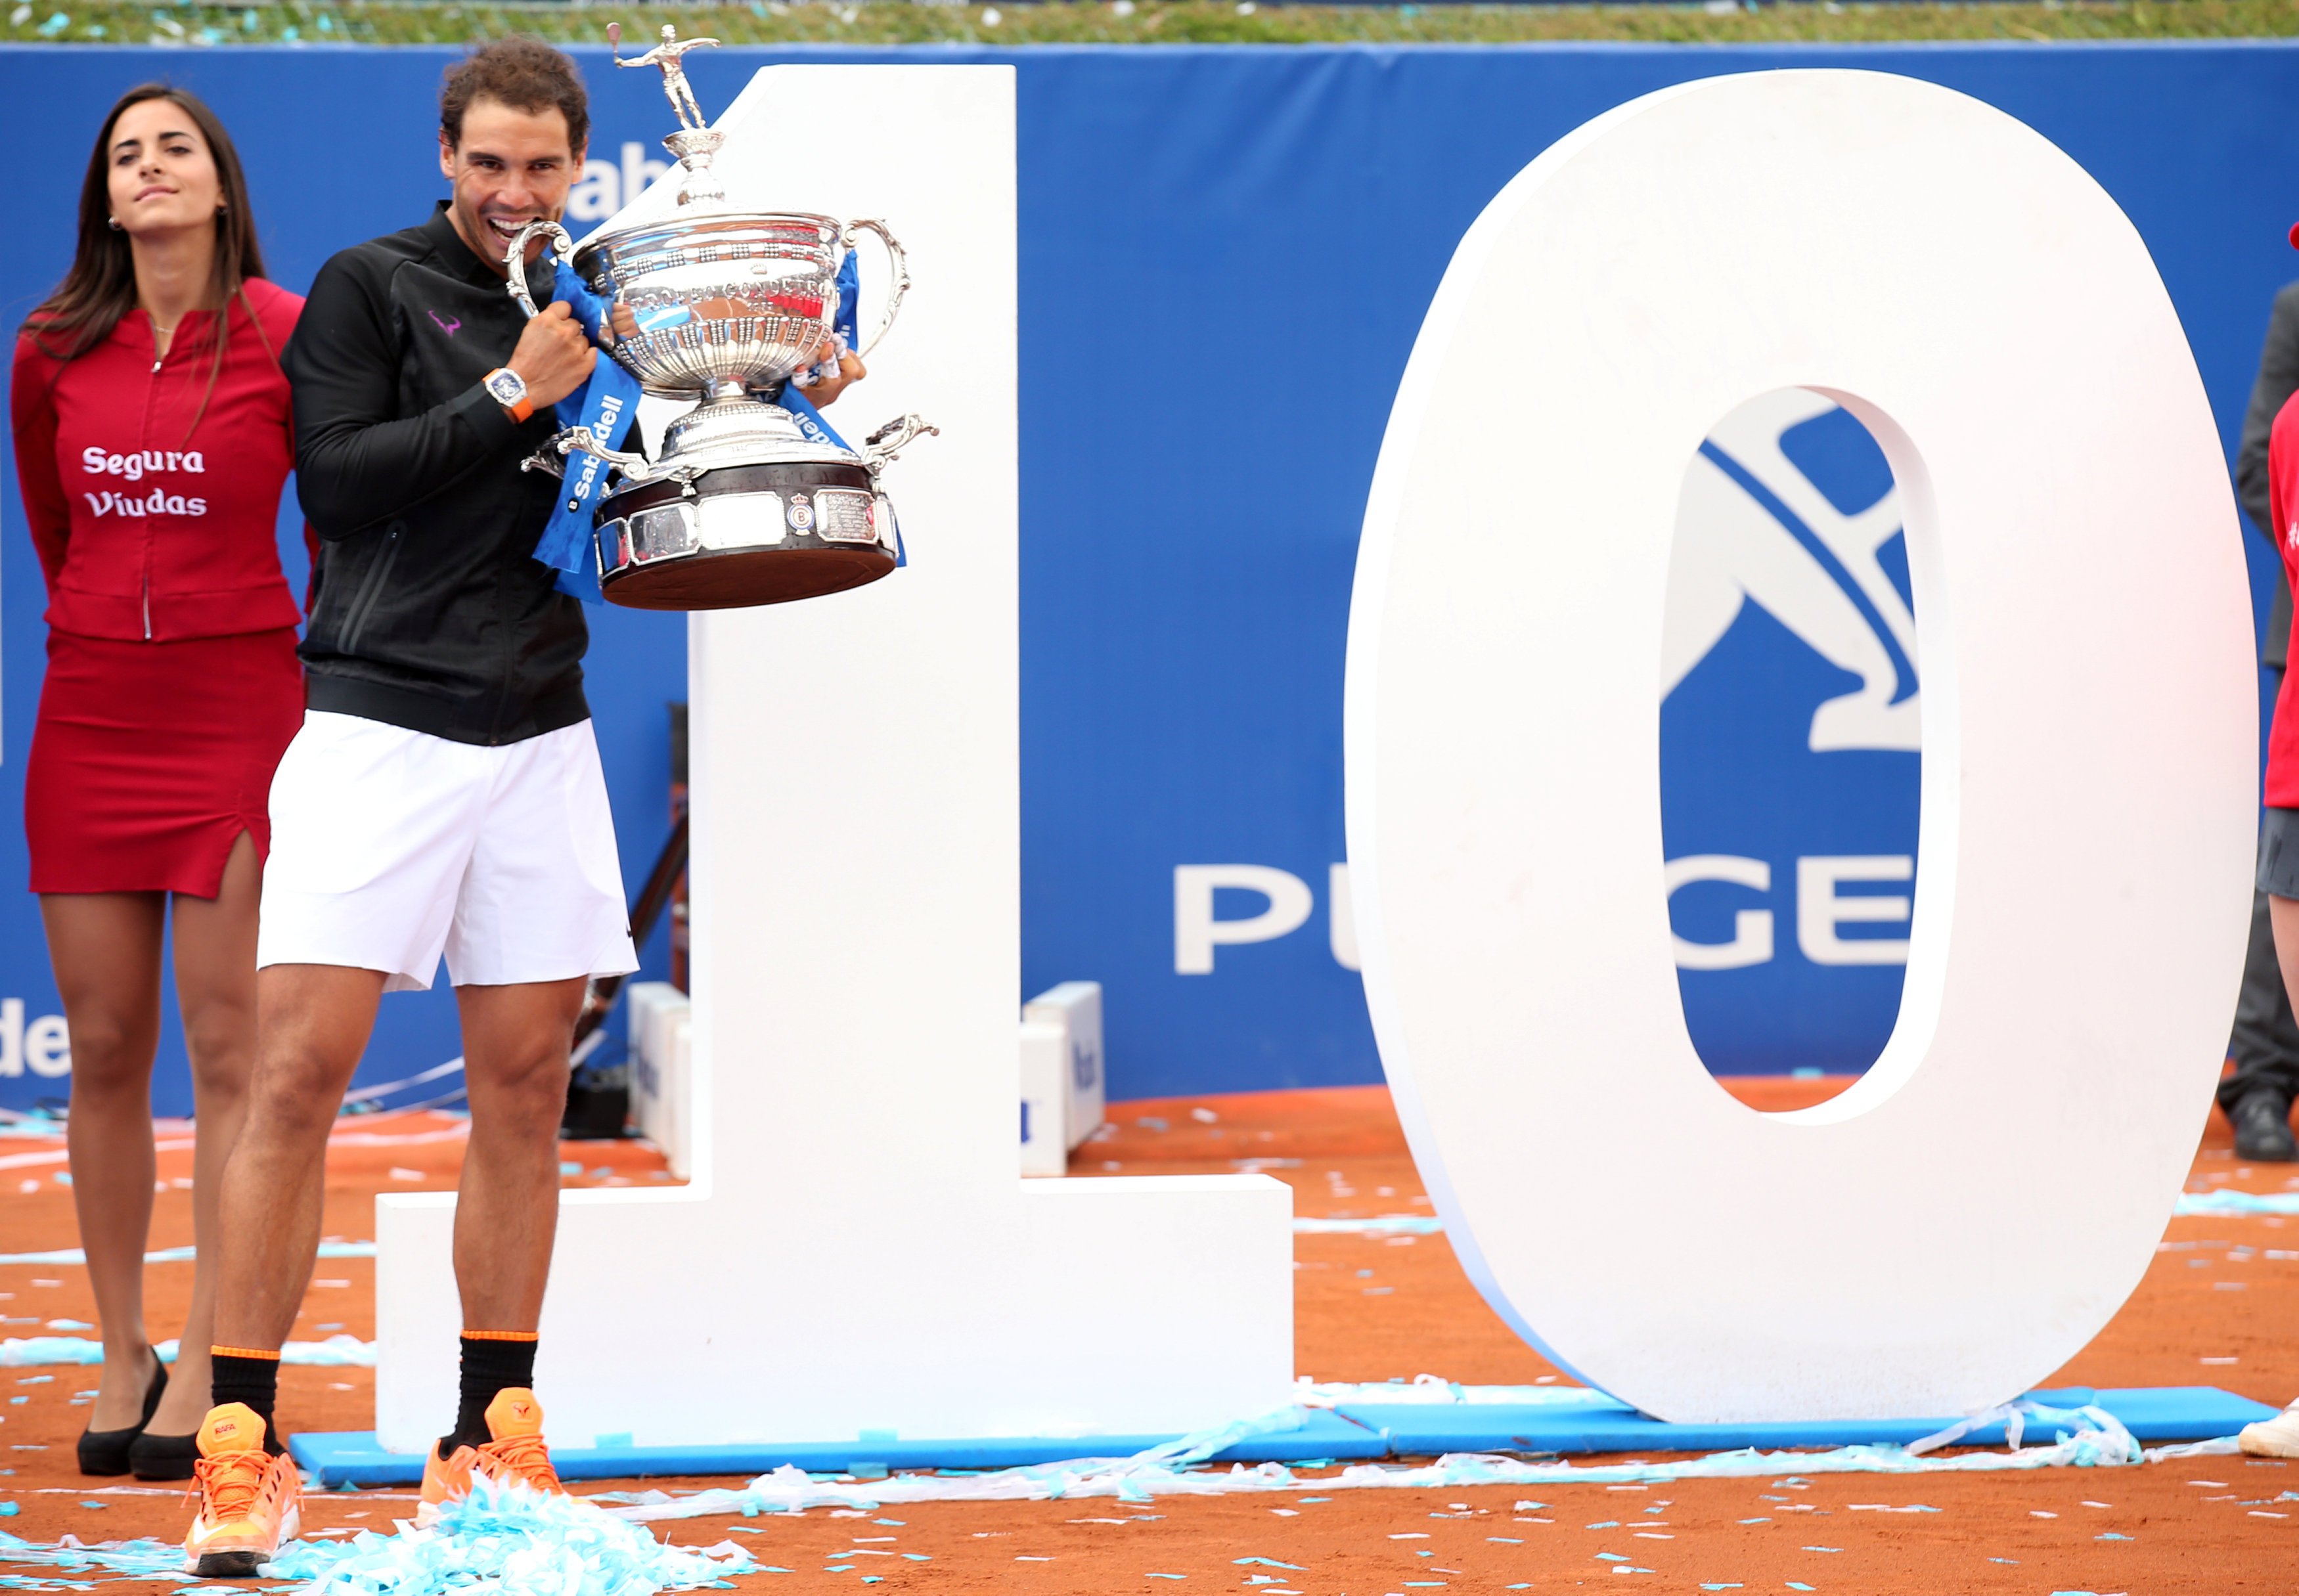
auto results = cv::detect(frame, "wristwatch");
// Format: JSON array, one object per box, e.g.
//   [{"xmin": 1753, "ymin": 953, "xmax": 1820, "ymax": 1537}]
[{"xmin": 483, "ymin": 366, "xmax": 533, "ymax": 423}]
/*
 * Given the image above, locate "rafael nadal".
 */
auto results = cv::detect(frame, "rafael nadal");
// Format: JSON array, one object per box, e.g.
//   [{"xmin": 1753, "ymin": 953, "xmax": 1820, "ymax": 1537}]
[{"xmin": 178, "ymin": 37, "xmax": 860, "ymax": 1572}]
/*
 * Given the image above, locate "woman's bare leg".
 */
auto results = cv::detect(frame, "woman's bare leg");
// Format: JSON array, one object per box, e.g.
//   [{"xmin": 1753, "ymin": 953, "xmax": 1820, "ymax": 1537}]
[
  {"xmin": 40, "ymin": 892, "xmax": 167, "ymax": 1433},
  {"xmin": 152, "ymin": 833, "xmax": 261, "ymax": 1435}
]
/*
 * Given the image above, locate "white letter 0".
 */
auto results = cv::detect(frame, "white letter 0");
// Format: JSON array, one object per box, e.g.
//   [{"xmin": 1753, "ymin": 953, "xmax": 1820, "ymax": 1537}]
[
  {"xmin": 1173, "ymin": 865, "xmax": 1313, "ymax": 975},
  {"xmin": 1344, "ymin": 71, "xmax": 2253, "ymax": 1421}
]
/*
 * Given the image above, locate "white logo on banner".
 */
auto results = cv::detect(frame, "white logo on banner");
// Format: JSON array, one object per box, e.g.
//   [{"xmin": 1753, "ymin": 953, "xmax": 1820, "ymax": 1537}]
[
  {"xmin": 1176, "ymin": 393, "xmax": 1922, "ymax": 980},
  {"xmin": 1661, "ymin": 388, "xmax": 1917, "ymax": 972},
  {"xmin": 567, "ymin": 143, "xmax": 674, "ymax": 222},
  {"xmin": 0, "ymin": 1001, "xmax": 71, "ymax": 1078},
  {"xmin": 1664, "ymin": 388, "xmax": 1917, "ymax": 754}
]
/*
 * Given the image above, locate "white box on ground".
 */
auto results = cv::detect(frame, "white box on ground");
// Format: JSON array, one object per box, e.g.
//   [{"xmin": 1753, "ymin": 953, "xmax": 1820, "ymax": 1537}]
[
  {"xmin": 1024, "ymin": 980, "xmax": 1105, "ymax": 1149},
  {"xmin": 375, "ymin": 66, "xmax": 1290, "ymax": 1454},
  {"xmin": 624, "ymin": 981, "xmax": 692, "ymax": 1179},
  {"xmin": 1017, "ymin": 1017, "xmax": 1067, "ymax": 1177}
]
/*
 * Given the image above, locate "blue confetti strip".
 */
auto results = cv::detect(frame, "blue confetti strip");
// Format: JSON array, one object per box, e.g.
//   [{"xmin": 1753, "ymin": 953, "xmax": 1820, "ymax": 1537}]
[
  {"xmin": 1291, "ymin": 1215, "xmax": 1444, "ymax": 1235},
  {"xmin": 1, "ymin": 1335, "xmax": 372, "ymax": 1369},
  {"xmin": 588, "ymin": 1397, "xmax": 2175, "ymax": 1521},
  {"xmin": 2174, "ymin": 1189, "xmax": 2299, "ymax": 1215},
  {"xmin": 267, "ymin": 1473, "xmax": 751, "ymax": 1596},
  {"xmin": 0, "ymin": 1480, "xmax": 752, "ymax": 1596}
]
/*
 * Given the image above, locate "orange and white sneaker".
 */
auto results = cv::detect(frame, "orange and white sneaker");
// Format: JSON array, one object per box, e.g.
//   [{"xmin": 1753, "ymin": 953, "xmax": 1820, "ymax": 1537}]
[
  {"xmin": 420, "ymin": 1387, "xmax": 566, "ymax": 1513},
  {"xmin": 181, "ymin": 1404, "xmax": 301, "ymax": 1578}
]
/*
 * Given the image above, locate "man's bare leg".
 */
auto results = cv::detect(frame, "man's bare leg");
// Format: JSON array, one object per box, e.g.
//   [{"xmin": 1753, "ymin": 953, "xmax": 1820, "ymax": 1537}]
[
  {"xmin": 182, "ymin": 965, "xmax": 383, "ymax": 1573},
  {"xmin": 453, "ymin": 977, "xmax": 585, "ymax": 1331},
  {"xmin": 210, "ymin": 965, "xmax": 388, "ymax": 1352},
  {"xmin": 426, "ymin": 977, "xmax": 583, "ymax": 1477}
]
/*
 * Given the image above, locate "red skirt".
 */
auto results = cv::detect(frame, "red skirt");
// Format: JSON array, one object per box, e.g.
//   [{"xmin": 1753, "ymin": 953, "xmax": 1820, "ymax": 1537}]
[{"xmin": 25, "ymin": 629, "xmax": 304, "ymax": 897}]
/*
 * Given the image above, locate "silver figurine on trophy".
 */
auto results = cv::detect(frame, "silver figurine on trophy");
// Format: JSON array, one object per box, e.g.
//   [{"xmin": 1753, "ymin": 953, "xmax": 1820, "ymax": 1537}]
[{"xmin": 506, "ymin": 22, "xmax": 935, "ymax": 610}]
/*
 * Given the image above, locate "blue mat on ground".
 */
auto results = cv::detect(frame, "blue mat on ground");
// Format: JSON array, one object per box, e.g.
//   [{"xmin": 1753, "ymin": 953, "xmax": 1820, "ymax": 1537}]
[
  {"xmin": 289, "ymin": 1385, "xmax": 2274, "ymax": 1487},
  {"xmin": 1331, "ymin": 1385, "xmax": 2277, "ymax": 1457},
  {"xmin": 291, "ymin": 1408, "xmax": 1383, "ymax": 1488}
]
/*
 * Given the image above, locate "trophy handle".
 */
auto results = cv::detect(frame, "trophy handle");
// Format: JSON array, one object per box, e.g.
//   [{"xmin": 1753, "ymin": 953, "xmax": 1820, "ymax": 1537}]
[
  {"xmin": 840, "ymin": 219, "xmax": 910, "ymax": 359},
  {"xmin": 860, "ymin": 412, "xmax": 939, "ymax": 474},
  {"xmin": 504, "ymin": 221, "xmax": 579, "ymax": 317},
  {"xmin": 556, "ymin": 424, "xmax": 652, "ymax": 474}
]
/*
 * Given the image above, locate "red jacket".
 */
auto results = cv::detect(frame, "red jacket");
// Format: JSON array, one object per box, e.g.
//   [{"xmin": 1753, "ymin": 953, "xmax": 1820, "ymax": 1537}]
[
  {"xmin": 2267, "ymin": 391, "xmax": 2299, "ymax": 805},
  {"xmin": 11, "ymin": 278, "xmax": 306, "ymax": 642}
]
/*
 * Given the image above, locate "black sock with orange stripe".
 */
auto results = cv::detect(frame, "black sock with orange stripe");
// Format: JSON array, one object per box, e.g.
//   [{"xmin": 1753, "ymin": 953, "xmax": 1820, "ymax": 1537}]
[
  {"xmin": 208, "ymin": 1346, "xmax": 286, "ymax": 1456},
  {"xmin": 441, "ymin": 1331, "xmax": 539, "ymax": 1457}
]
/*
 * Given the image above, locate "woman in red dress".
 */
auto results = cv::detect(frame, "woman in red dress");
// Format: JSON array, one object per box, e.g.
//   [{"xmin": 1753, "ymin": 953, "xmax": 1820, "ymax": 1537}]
[{"xmin": 11, "ymin": 85, "xmax": 306, "ymax": 1480}]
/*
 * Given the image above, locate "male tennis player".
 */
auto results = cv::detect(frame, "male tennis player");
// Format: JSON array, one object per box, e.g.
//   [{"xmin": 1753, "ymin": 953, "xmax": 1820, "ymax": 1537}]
[{"xmin": 179, "ymin": 37, "xmax": 866, "ymax": 1572}]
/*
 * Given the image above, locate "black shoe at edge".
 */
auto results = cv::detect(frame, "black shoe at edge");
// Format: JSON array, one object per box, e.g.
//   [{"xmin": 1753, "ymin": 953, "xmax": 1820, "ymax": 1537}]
[
  {"xmin": 127, "ymin": 1426, "xmax": 199, "ymax": 1481},
  {"xmin": 76, "ymin": 1351, "xmax": 166, "ymax": 1477},
  {"xmin": 2233, "ymin": 1092, "xmax": 2299, "ymax": 1162}
]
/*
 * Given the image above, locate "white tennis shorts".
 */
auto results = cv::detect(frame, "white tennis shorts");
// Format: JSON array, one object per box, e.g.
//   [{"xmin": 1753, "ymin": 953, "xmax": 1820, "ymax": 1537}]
[{"xmin": 257, "ymin": 711, "xmax": 639, "ymax": 992}]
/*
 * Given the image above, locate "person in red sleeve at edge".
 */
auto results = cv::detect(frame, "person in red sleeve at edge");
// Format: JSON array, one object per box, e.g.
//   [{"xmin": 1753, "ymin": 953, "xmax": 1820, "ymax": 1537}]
[
  {"xmin": 9, "ymin": 85, "xmax": 309, "ymax": 1485},
  {"xmin": 2237, "ymin": 218, "xmax": 2299, "ymax": 1463}
]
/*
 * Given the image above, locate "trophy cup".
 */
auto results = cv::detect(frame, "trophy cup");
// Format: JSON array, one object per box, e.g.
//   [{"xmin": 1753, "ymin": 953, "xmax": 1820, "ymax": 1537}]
[{"xmin": 507, "ymin": 23, "xmax": 936, "ymax": 610}]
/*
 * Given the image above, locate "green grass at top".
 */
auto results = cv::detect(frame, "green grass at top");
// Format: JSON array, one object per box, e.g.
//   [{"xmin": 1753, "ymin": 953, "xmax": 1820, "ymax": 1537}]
[{"xmin": 12, "ymin": 0, "xmax": 2299, "ymax": 49}]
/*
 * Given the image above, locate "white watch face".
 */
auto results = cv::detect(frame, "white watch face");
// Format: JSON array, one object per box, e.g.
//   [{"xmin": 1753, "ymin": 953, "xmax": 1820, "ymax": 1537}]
[{"xmin": 487, "ymin": 369, "xmax": 527, "ymax": 407}]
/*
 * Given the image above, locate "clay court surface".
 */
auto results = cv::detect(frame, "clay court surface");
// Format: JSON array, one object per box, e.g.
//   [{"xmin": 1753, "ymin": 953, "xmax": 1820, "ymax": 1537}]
[{"xmin": 0, "ymin": 1079, "xmax": 2294, "ymax": 1592}]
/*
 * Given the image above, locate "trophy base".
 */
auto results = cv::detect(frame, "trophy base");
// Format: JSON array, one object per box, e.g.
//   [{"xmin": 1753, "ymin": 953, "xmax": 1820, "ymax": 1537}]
[
  {"xmin": 596, "ymin": 456, "xmax": 901, "ymax": 612},
  {"xmin": 603, "ymin": 544, "xmax": 896, "ymax": 611},
  {"xmin": 655, "ymin": 397, "xmax": 862, "ymax": 474}
]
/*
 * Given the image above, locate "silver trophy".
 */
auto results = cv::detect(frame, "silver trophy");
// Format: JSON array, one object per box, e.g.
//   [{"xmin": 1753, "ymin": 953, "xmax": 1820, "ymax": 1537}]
[{"xmin": 508, "ymin": 23, "xmax": 935, "ymax": 610}]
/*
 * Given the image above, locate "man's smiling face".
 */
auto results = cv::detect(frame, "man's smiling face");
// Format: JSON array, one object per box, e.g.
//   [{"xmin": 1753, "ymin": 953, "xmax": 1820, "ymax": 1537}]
[{"xmin": 438, "ymin": 96, "xmax": 583, "ymax": 277}]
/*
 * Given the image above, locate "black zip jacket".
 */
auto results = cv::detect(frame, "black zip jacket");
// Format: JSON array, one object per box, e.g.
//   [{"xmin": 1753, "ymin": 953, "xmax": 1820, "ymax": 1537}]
[{"xmin": 282, "ymin": 204, "xmax": 589, "ymax": 745}]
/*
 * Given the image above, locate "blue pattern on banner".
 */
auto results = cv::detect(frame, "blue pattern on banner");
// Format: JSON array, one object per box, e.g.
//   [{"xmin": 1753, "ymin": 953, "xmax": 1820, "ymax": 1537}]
[{"xmin": 537, "ymin": 255, "xmax": 645, "ymax": 604}]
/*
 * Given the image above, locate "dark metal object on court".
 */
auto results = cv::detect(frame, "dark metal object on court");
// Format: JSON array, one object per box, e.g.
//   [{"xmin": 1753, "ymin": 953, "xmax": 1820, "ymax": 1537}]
[{"xmin": 560, "ymin": 809, "xmax": 691, "ymax": 1138}]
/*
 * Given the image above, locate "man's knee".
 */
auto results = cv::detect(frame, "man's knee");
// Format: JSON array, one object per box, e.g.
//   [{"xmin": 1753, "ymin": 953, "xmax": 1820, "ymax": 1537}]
[
  {"xmin": 248, "ymin": 1041, "xmax": 357, "ymax": 1132},
  {"xmin": 483, "ymin": 1043, "xmax": 573, "ymax": 1122}
]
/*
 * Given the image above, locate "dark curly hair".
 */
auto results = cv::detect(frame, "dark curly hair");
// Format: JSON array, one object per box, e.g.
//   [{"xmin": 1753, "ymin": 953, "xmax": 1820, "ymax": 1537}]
[{"xmin": 441, "ymin": 35, "xmax": 590, "ymax": 154}]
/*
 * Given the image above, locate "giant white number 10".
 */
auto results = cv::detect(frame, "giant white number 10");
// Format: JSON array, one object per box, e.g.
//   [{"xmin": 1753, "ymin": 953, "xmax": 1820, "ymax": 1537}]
[{"xmin": 1345, "ymin": 71, "xmax": 2256, "ymax": 1422}]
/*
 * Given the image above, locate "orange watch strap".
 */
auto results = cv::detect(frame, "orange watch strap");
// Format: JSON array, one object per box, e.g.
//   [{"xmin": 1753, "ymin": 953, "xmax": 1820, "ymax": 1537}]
[{"xmin": 487, "ymin": 369, "xmax": 533, "ymax": 424}]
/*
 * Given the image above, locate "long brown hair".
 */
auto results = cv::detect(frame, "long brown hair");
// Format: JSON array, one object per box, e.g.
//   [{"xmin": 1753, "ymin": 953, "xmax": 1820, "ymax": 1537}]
[{"xmin": 18, "ymin": 83, "xmax": 272, "ymax": 433}]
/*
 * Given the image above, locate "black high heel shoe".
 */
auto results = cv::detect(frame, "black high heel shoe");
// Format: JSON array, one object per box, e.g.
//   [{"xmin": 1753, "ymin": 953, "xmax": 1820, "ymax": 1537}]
[
  {"xmin": 76, "ymin": 1352, "xmax": 166, "ymax": 1476},
  {"xmin": 127, "ymin": 1423, "xmax": 199, "ymax": 1481}
]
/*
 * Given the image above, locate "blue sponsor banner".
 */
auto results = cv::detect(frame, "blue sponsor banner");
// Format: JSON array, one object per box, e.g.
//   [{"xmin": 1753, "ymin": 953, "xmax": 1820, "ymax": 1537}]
[
  {"xmin": 1664, "ymin": 391, "xmax": 1921, "ymax": 1075},
  {"xmin": 0, "ymin": 43, "xmax": 2289, "ymax": 1110}
]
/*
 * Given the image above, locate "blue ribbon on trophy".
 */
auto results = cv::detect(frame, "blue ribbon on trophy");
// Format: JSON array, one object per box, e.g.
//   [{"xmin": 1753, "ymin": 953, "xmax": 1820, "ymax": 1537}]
[{"xmin": 531, "ymin": 255, "xmax": 646, "ymax": 604}]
